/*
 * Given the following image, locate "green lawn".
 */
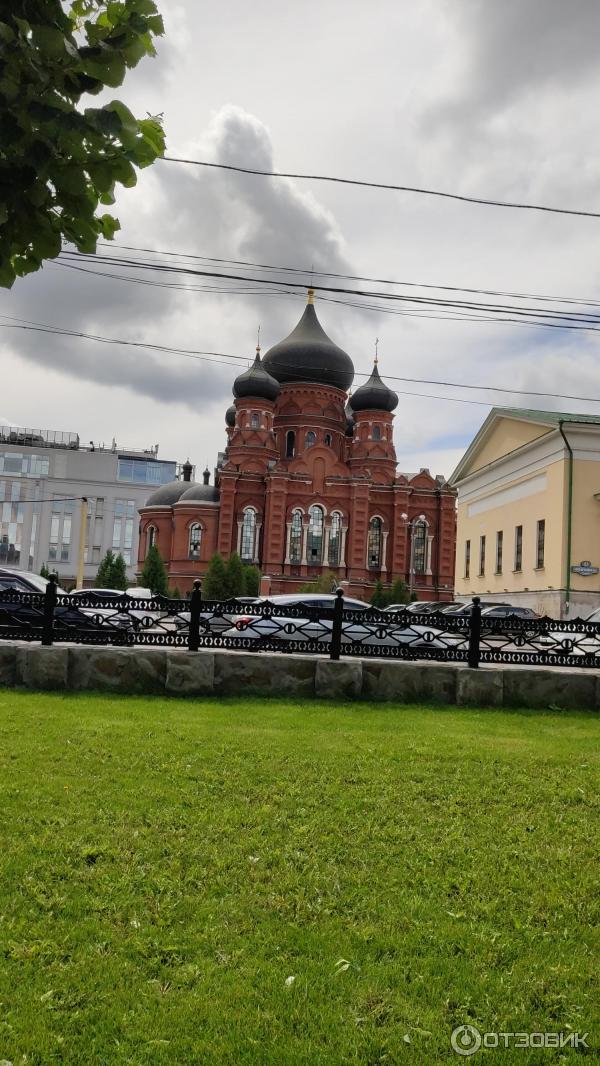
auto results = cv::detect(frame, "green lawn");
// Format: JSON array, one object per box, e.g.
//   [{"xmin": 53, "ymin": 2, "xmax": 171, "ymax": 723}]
[{"xmin": 0, "ymin": 692, "xmax": 598, "ymax": 1065}]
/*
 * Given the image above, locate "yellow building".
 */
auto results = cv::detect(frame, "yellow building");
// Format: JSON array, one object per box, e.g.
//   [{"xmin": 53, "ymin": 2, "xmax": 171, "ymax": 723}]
[{"xmin": 449, "ymin": 408, "xmax": 600, "ymax": 619}]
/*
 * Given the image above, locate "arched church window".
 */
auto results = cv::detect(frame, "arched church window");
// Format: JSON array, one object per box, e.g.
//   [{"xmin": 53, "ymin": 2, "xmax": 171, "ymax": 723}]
[
  {"xmin": 188, "ymin": 523, "xmax": 202, "ymax": 559},
  {"xmin": 324, "ymin": 433, "xmax": 332, "ymax": 447},
  {"xmin": 147, "ymin": 525, "xmax": 157, "ymax": 550},
  {"xmin": 290, "ymin": 510, "xmax": 303, "ymax": 564},
  {"xmin": 368, "ymin": 517, "xmax": 382, "ymax": 568},
  {"xmin": 250, "ymin": 412, "xmax": 260, "ymax": 429},
  {"xmin": 286, "ymin": 431, "xmax": 295, "ymax": 458},
  {"xmin": 328, "ymin": 512, "xmax": 342, "ymax": 567},
  {"xmin": 306, "ymin": 431, "xmax": 316, "ymax": 448},
  {"xmin": 307, "ymin": 505, "xmax": 324, "ymax": 564},
  {"xmin": 412, "ymin": 520, "xmax": 427, "ymax": 575},
  {"xmin": 240, "ymin": 508, "xmax": 257, "ymax": 562},
  {"xmin": 372, "ymin": 424, "xmax": 381, "ymax": 441}
]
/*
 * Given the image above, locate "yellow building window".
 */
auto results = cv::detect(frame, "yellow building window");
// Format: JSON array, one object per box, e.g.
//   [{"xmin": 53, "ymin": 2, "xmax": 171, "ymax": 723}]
[
  {"xmin": 478, "ymin": 535, "xmax": 486, "ymax": 576},
  {"xmin": 464, "ymin": 539, "xmax": 470, "ymax": 579},
  {"xmin": 495, "ymin": 530, "xmax": 503, "ymax": 574},
  {"xmin": 514, "ymin": 525, "xmax": 523, "ymax": 572},
  {"xmin": 536, "ymin": 519, "xmax": 545, "ymax": 569}
]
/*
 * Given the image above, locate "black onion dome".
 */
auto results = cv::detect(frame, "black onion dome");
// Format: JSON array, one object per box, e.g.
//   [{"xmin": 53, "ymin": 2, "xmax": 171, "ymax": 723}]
[
  {"xmin": 178, "ymin": 484, "xmax": 220, "ymax": 503},
  {"xmin": 145, "ymin": 480, "xmax": 191, "ymax": 506},
  {"xmin": 233, "ymin": 351, "xmax": 280, "ymax": 402},
  {"xmin": 225, "ymin": 404, "xmax": 236, "ymax": 427},
  {"xmin": 350, "ymin": 362, "xmax": 398, "ymax": 412},
  {"xmin": 263, "ymin": 299, "xmax": 354, "ymax": 391}
]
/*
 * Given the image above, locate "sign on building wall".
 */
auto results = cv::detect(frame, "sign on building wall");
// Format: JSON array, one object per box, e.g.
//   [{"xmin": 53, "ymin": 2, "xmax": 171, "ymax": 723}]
[{"xmin": 571, "ymin": 560, "xmax": 600, "ymax": 576}]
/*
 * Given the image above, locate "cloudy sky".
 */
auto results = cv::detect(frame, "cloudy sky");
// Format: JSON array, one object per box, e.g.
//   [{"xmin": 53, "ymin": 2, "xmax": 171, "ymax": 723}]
[{"xmin": 2, "ymin": 0, "xmax": 600, "ymax": 480}]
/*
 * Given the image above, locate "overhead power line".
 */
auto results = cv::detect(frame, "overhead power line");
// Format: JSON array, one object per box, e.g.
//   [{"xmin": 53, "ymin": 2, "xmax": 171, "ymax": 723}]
[
  {"xmin": 101, "ymin": 240, "xmax": 600, "ymax": 309},
  {"xmin": 55, "ymin": 251, "xmax": 600, "ymax": 336},
  {"xmin": 161, "ymin": 155, "xmax": 600, "ymax": 221},
  {"xmin": 3, "ymin": 313, "xmax": 600, "ymax": 409}
]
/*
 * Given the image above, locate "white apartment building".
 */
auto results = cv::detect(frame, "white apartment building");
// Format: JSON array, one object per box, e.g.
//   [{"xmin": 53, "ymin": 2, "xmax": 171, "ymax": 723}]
[{"xmin": 0, "ymin": 425, "xmax": 186, "ymax": 586}]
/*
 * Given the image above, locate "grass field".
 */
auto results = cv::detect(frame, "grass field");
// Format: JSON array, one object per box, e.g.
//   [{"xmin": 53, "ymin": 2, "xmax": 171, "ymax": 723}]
[{"xmin": 0, "ymin": 691, "xmax": 598, "ymax": 1064}]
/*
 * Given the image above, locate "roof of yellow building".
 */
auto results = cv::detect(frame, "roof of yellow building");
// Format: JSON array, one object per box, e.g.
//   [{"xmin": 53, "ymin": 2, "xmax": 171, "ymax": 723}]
[{"xmin": 450, "ymin": 407, "xmax": 600, "ymax": 485}]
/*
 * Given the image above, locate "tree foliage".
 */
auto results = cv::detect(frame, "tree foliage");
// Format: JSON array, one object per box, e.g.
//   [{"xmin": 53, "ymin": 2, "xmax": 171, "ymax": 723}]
[
  {"xmin": 242, "ymin": 564, "xmax": 260, "ymax": 598},
  {"xmin": 370, "ymin": 579, "xmax": 385, "ymax": 607},
  {"xmin": 95, "ymin": 548, "xmax": 127, "ymax": 589},
  {"xmin": 203, "ymin": 553, "xmax": 227, "ymax": 601},
  {"xmin": 39, "ymin": 563, "xmax": 51, "ymax": 579},
  {"xmin": 298, "ymin": 570, "xmax": 340, "ymax": 594},
  {"xmin": 0, "ymin": 0, "xmax": 165, "ymax": 288},
  {"xmin": 224, "ymin": 552, "xmax": 244, "ymax": 599},
  {"xmin": 139, "ymin": 544, "xmax": 168, "ymax": 595}
]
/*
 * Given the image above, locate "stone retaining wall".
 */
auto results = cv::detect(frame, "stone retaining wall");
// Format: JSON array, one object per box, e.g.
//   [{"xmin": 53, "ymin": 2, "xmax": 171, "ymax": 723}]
[{"xmin": 1, "ymin": 643, "xmax": 599, "ymax": 709}]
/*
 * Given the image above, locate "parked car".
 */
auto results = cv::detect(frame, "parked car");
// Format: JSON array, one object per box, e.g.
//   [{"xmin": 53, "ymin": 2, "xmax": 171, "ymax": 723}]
[
  {"xmin": 480, "ymin": 605, "xmax": 539, "ymax": 619},
  {"xmin": 0, "ymin": 568, "xmax": 131, "ymax": 641},
  {"xmin": 222, "ymin": 593, "xmax": 453, "ymax": 652},
  {"xmin": 389, "ymin": 600, "xmax": 458, "ymax": 615}
]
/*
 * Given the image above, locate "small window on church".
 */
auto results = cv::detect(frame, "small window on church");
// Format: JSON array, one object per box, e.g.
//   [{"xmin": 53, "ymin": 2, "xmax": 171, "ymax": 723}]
[
  {"xmin": 286, "ymin": 431, "xmax": 295, "ymax": 458},
  {"xmin": 250, "ymin": 412, "xmax": 259, "ymax": 429},
  {"xmin": 306, "ymin": 431, "xmax": 316, "ymax": 448},
  {"xmin": 372, "ymin": 425, "xmax": 381, "ymax": 440},
  {"xmin": 324, "ymin": 433, "xmax": 332, "ymax": 447},
  {"xmin": 188, "ymin": 523, "xmax": 202, "ymax": 559}
]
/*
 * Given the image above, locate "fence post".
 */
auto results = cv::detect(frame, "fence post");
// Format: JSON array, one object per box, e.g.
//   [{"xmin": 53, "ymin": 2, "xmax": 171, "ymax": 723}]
[
  {"xmin": 330, "ymin": 587, "xmax": 344, "ymax": 661},
  {"xmin": 41, "ymin": 574, "xmax": 57, "ymax": 646},
  {"xmin": 188, "ymin": 579, "xmax": 202, "ymax": 651},
  {"xmin": 468, "ymin": 596, "xmax": 481, "ymax": 669}
]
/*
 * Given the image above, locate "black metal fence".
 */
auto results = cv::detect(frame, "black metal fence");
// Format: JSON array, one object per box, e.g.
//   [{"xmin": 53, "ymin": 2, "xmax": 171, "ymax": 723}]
[{"xmin": 2, "ymin": 580, "xmax": 600, "ymax": 669}]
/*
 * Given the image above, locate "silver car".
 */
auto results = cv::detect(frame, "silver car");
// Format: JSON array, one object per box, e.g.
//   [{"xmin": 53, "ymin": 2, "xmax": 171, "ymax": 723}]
[{"xmin": 222, "ymin": 593, "xmax": 455, "ymax": 652}]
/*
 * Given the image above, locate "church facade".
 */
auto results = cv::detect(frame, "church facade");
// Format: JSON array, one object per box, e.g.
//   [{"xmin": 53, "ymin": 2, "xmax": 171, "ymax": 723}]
[{"xmin": 138, "ymin": 292, "xmax": 456, "ymax": 600}]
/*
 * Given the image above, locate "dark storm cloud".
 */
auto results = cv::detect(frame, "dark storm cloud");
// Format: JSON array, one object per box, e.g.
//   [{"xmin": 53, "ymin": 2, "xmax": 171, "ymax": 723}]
[
  {"xmin": 0, "ymin": 106, "xmax": 361, "ymax": 408},
  {"xmin": 430, "ymin": 0, "xmax": 600, "ymax": 122}
]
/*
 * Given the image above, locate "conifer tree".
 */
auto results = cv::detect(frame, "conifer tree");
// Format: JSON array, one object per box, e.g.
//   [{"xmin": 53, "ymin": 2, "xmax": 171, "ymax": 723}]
[
  {"xmin": 111, "ymin": 552, "xmax": 128, "ymax": 591},
  {"xmin": 96, "ymin": 549, "xmax": 116, "ymax": 588},
  {"xmin": 370, "ymin": 579, "xmax": 385, "ymax": 607},
  {"xmin": 203, "ymin": 553, "xmax": 227, "ymax": 601},
  {"xmin": 242, "ymin": 565, "xmax": 260, "ymax": 597},
  {"xmin": 139, "ymin": 545, "xmax": 168, "ymax": 596},
  {"xmin": 224, "ymin": 552, "xmax": 245, "ymax": 599},
  {"xmin": 388, "ymin": 578, "xmax": 409, "ymax": 607}
]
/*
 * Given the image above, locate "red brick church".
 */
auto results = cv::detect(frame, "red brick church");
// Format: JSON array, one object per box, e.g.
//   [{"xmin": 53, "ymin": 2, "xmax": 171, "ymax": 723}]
[{"xmin": 138, "ymin": 292, "xmax": 456, "ymax": 599}]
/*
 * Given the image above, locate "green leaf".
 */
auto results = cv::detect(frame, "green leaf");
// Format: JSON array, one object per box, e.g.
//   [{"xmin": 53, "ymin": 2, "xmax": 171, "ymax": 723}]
[
  {"xmin": 30, "ymin": 25, "xmax": 68, "ymax": 57},
  {"xmin": 99, "ymin": 213, "xmax": 120, "ymax": 239}
]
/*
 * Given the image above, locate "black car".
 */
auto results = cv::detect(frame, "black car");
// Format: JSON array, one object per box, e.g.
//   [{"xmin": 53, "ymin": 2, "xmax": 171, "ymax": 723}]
[{"xmin": 0, "ymin": 568, "xmax": 132, "ymax": 643}]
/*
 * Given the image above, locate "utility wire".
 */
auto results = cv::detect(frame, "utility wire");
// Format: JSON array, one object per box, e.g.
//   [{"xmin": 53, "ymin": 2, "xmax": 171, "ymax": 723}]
[
  {"xmin": 3, "ymin": 314, "xmax": 600, "ymax": 408},
  {"xmin": 57, "ymin": 251, "xmax": 600, "ymax": 327},
  {"xmin": 160, "ymin": 155, "xmax": 600, "ymax": 221},
  {"xmin": 99, "ymin": 240, "xmax": 600, "ymax": 309}
]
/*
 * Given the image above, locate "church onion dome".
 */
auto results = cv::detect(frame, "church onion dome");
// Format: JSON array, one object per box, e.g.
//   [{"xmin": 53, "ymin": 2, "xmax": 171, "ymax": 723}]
[
  {"xmin": 178, "ymin": 483, "xmax": 220, "ymax": 503},
  {"xmin": 145, "ymin": 480, "xmax": 191, "ymax": 506},
  {"xmin": 262, "ymin": 290, "xmax": 354, "ymax": 391},
  {"xmin": 225, "ymin": 404, "xmax": 236, "ymax": 427},
  {"xmin": 233, "ymin": 350, "xmax": 281, "ymax": 402},
  {"xmin": 350, "ymin": 361, "xmax": 398, "ymax": 413}
]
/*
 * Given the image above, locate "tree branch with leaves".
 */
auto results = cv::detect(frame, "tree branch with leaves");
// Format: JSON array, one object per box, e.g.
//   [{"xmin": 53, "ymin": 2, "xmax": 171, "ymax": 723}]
[{"xmin": 0, "ymin": 0, "xmax": 165, "ymax": 288}]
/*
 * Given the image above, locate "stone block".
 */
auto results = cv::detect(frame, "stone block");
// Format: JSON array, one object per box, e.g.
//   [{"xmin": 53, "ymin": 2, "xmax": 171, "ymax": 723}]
[
  {"xmin": 0, "ymin": 644, "xmax": 17, "ymax": 687},
  {"xmin": 315, "ymin": 659, "xmax": 362, "ymax": 700},
  {"xmin": 503, "ymin": 667, "xmax": 596, "ymax": 710},
  {"xmin": 69, "ymin": 646, "xmax": 166, "ymax": 694},
  {"xmin": 166, "ymin": 650, "xmax": 215, "ymax": 695},
  {"xmin": 362, "ymin": 659, "xmax": 457, "ymax": 704},
  {"xmin": 456, "ymin": 666, "xmax": 504, "ymax": 707},
  {"xmin": 16, "ymin": 645, "xmax": 69, "ymax": 690},
  {"xmin": 213, "ymin": 651, "xmax": 315, "ymax": 697}
]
